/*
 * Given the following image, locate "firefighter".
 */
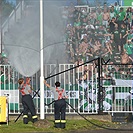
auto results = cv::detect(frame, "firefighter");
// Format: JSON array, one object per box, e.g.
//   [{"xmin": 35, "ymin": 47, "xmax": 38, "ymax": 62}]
[
  {"xmin": 18, "ymin": 77, "xmax": 38, "ymax": 124},
  {"xmin": 44, "ymin": 80, "xmax": 68, "ymax": 128}
]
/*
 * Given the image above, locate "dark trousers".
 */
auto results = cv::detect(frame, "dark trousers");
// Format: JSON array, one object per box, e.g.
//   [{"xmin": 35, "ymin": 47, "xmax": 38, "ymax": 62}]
[
  {"xmin": 54, "ymin": 99, "xmax": 66, "ymax": 128},
  {"xmin": 22, "ymin": 95, "xmax": 37, "ymax": 123}
]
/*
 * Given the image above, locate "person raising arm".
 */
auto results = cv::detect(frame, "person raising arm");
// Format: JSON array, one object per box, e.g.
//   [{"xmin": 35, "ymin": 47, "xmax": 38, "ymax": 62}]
[{"xmin": 44, "ymin": 80, "xmax": 68, "ymax": 128}]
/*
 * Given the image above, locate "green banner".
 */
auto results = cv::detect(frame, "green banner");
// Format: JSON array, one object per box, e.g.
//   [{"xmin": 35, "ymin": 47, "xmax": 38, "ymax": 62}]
[{"xmin": 123, "ymin": 0, "xmax": 132, "ymax": 6}]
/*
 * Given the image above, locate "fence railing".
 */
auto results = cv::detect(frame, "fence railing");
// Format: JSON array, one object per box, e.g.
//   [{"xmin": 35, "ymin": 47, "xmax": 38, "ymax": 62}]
[
  {"xmin": 0, "ymin": 63, "xmax": 133, "ymax": 114},
  {"xmin": 102, "ymin": 64, "xmax": 133, "ymax": 113},
  {"xmin": 0, "ymin": 62, "xmax": 132, "ymax": 114},
  {"xmin": 0, "ymin": 61, "xmax": 99, "ymax": 114}
]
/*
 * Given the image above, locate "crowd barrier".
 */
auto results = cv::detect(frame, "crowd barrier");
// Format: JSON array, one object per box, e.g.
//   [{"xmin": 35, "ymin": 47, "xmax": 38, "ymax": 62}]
[{"xmin": 0, "ymin": 63, "xmax": 132, "ymax": 114}]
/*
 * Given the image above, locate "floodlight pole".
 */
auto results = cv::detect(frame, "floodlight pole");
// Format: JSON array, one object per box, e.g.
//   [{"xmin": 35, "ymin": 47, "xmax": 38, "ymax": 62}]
[{"xmin": 40, "ymin": 0, "xmax": 44, "ymax": 119}]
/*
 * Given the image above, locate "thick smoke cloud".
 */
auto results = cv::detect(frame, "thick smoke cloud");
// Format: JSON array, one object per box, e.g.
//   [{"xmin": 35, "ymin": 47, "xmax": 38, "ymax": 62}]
[{"xmin": 3, "ymin": 1, "xmax": 66, "ymax": 76}]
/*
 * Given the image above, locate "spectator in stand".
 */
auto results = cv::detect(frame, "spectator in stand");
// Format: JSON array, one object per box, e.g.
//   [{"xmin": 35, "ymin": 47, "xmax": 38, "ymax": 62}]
[
  {"xmin": 80, "ymin": 7, "xmax": 88, "ymax": 22},
  {"xmin": 132, "ymin": 9, "xmax": 133, "ymax": 27},
  {"xmin": 80, "ymin": 25, "xmax": 87, "ymax": 40},
  {"xmin": 69, "ymin": 44, "xmax": 75, "ymax": 63},
  {"xmin": 65, "ymin": 43, "xmax": 72, "ymax": 63},
  {"xmin": 65, "ymin": 23, "xmax": 74, "ymax": 42},
  {"xmin": 76, "ymin": 64, "xmax": 93, "ymax": 92},
  {"xmin": 102, "ymin": 9, "xmax": 110, "ymax": 28},
  {"xmin": 127, "ymin": 39, "xmax": 133, "ymax": 63},
  {"xmin": 120, "ymin": 23, "xmax": 128, "ymax": 53},
  {"xmin": 73, "ymin": 7, "xmax": 81, "ymax": 21},
  {"xmin": 1, "ymin": 57, "xmax": 10, "ymax": 65},
  {"xmin": 108, "ymin": 17, "xmax": 117, "ymax": 33},
  {"xmin": 78, "ymin": 37, "xmax": 89, "ymax": 61},
  {"xmin": 74, "ymin": 18, "xmax": 81, "ymax": 27},
  {"xmin": 110, "ymin": 39, "xmax": 117, "ymax": 53},
  {"xmin": 5, "ymin": 67, "xmax": 13, "ymax": 83},
  {"xmin": 95, "ymin": 25, "xmax": 106, "ymax": 46},
  {"xmin": 102, "ymin": 47, "xmax": 112, "ymax": 62},
  {"xmin": 117, "ymin": 7, "xmax": 126, "ymax": 29},
  {"xmin": 75, "ymin": 57, "xmax": 84, "ymax": 79},
  {"xmin": 112, "ymin": 24, "xmax": 121, "ymax": 53},
  {"xmin": 72, "ymin": 34, "xmax": 79, "ymax": 52},
  {"xmin": 0, "ymin": 66, "xmax": 13, "ymax": 84},
  {"xmin": 127, "ymin": 29, "xmax": 133, "ymax": 41},
  {"xmin": 96, "ymin": 9, "xmax": 103, "ymax": 26},
  {"xmin": 86, "ymin": 21, "xmax": 95, "ymax": 32},
  {"xmin": 74, "ymin": 47, "xmax": 82, "ymax": 61},
  {"xmin": 125, "ymin": 7, "xmax": 132, "ymax": 30},
  {"xmin": 124, "ymin": 40, "xmax": 133, "ymax": 62},
  {"xmin": 104, "ymin": 26, "xmax": 112, "ymax": 42},
  {"xmin": 105, "ymin": 40, "xmax": 113, "ymax": 55},
  {"xmin": 81, "ymin": 17, "xmax": 88, "ymax": 27},
  {"xmin": 121, "ymin": 51, "xmax": 130, "ymax": 64},
  {"xmin": 109, "ymin": 6, "xmax": 116, "ymax": 20},
  {"xmin": 93, "ymin": 39, "xmax": 102, "ymax": 53},
  {"xmin": 89, "ymin": 9, "xmax": 97, "ymax": 25},
  {"xmin": 114, "ymin": 1, "xmax": 120, "ymax": 15},
  {"xmin": 95, "ymin": 20, "xmax": 101, "ymax": 30},
  {"xmin": 85, "ymin": 48, "xmax": 93, "ymax": 62}
]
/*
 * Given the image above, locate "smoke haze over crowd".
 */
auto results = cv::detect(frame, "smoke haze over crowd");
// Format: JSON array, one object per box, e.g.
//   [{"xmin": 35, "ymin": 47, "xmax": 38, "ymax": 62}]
[{"xmin": 3, "ymin": 1, "xmax": 66, "ymax": 76}]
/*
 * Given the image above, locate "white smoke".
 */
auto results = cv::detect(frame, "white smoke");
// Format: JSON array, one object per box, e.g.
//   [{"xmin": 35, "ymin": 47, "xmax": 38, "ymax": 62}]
[{"xmin": 3, "ymin": 1, "xmax": 66, "ymax": 76}]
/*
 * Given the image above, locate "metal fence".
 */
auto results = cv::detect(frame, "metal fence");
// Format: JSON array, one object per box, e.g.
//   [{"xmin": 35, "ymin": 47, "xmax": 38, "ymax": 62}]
[
  {"xmin": 0, "ymin": 58, "xmax": 99, "ymax": 114},
  {"xmin": 102, "ymin": 63, "xmax": 133, "ymax": 113},
  {"xmin": 0, "ymin": 62, "xmax": 133, "ymax": 115},
  {"xmin": 43, "ymin": 61, "xmax": 99, "ymax": 114}
]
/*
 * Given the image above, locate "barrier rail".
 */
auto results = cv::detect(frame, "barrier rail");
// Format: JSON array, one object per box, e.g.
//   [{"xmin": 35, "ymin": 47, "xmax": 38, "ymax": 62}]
[
  {"xmin": 1, "ymin": 62, "xmax": 132, "ymax": 114},
  {"xmin": 0, "ymin": 62, "xmax": 99, "ymax": 114},
  {"xmin": 102, "ymin": 64, "xmax": 133, "ymax": 113},
  {"xmin": 0, "ymin": 63, "xmax": 133, "ymax": 114}
]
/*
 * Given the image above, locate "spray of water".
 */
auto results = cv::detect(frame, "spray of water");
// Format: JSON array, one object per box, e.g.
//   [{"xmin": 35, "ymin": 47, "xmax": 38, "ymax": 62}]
[{"xmin": 3, "ymin": 1, "xmax": 66, "ymax": 76}]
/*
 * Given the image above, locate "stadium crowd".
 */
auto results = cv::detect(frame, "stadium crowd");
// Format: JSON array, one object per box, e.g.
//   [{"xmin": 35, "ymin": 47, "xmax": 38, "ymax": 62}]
[
  {"xmin": 1, "ymin": 1, "xmax": 133, "ymax": 85},
  {"xmin": 63, "ymin": 2, "xmax": 133, "ymax": 65}
]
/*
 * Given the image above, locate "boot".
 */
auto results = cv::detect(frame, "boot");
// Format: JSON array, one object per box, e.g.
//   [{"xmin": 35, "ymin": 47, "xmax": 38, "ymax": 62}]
[
  {"xmin": 54, "ymin": 123, "xmax": 61, "ymax": 128},
  {"xmin": 60, "ymin": 123, "xmax": 65, "ymax": 129},
  {"xmin": 23, "ymin": 118, "xmax": 28, "ymax": 124},
  {"xmin": 23, "ymin": 115, "xmax": 28, "ymax": 124},
  {"xmin": 33, "ymin": 118, "xmax": 38, "ymax": 123},
  {"xmin": 32, "ymin": 115, "xmax": 38, "ymax": 123}
]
